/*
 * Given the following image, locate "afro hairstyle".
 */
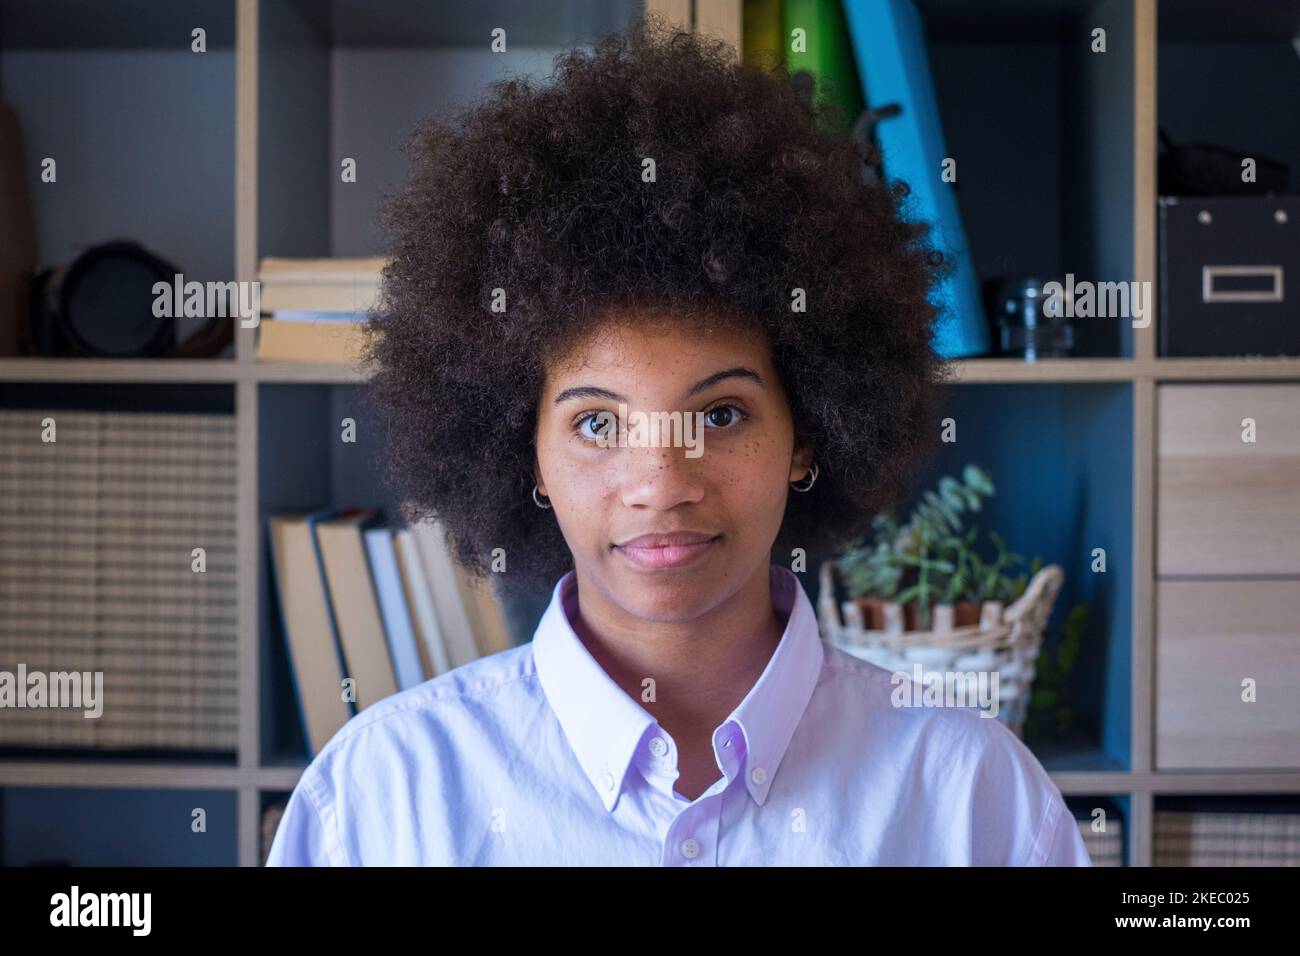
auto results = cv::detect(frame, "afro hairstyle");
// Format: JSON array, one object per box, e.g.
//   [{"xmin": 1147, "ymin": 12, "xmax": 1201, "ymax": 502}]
[{"xmin": 360, "ymin": 14, "xmax": 952, "ymax": 594}]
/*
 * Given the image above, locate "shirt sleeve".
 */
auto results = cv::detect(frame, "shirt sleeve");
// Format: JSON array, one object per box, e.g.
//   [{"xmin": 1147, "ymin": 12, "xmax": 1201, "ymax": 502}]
[
  {"xmin": 1031, "ymin": 800, "xmax": 1094, "ymax": 867},
  {"xmin": 265, "ymin": 770, "xmax": 346, "ymax": 867}
]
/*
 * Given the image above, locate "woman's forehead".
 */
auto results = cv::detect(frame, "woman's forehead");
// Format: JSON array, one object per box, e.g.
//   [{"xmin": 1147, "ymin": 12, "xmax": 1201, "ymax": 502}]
[{"xmin": 545, "ymin": 310, "xmax": 771, "ymax": 375}]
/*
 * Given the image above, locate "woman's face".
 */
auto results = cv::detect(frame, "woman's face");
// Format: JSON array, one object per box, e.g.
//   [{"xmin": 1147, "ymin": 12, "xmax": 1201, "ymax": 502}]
[{"xmin": 534, "ymin": 313, "xmax": 813, "ymax": 623}]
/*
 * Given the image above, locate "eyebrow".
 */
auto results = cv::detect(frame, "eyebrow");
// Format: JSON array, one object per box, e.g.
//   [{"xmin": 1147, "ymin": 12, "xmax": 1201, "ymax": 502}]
[{"xmin": 552, "ymin": 366, "xmax": 765, "ymax": 406}]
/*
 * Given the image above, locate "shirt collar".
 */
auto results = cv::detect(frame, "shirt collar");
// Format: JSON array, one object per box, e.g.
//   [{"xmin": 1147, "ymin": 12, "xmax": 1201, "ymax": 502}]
[{"xmin": 532, "ymin": 564, "xmax": 824, "ymax": 812}]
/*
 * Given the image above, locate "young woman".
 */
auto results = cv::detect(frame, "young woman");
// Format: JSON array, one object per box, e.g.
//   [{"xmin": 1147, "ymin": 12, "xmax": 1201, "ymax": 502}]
[{"xmin": 267, "ymin": 18, "xmax": 1090, "ymax": 867}]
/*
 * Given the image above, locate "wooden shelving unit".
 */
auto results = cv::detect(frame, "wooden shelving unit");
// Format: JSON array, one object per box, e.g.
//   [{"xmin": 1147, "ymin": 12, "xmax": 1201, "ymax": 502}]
[
  {"xmin": 4, "ymin": 354, "xmax": 1300, "ymax": 386},
  {"xmin": 1, "ymin": 0, "xmax": 1295, "ymax": 867}
]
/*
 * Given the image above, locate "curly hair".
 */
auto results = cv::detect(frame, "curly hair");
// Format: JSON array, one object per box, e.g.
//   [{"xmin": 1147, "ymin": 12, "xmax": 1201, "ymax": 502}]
[{"xmin": 360, "ymin": 14, "xmax": 952, "ymax": 594}]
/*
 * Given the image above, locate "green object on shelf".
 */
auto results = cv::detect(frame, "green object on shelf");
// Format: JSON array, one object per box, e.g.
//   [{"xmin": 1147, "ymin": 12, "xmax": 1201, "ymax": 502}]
[
  {"xmin": 783, "ymin": 0, "xmax": 864, "ymax": 138},
  {"xmin": 1024, "ymin": 602, "xmax": 1088, "ymax": 743}
]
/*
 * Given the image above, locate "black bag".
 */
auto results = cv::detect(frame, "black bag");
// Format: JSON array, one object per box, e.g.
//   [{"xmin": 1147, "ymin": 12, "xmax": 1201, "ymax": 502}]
[
  {"xmin": 1158, "ymin": 129, "xmax": 1290, "ymax": 196},
  {"xmin": 28, "ymin": 239, "xmax": 232, "ymax": 358}
]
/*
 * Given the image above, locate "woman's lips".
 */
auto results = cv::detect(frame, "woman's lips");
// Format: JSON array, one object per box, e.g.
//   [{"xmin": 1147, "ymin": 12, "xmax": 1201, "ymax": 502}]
[{"xmin": 614, "ymin": 534, "xmax": 721, "ymax": 570}]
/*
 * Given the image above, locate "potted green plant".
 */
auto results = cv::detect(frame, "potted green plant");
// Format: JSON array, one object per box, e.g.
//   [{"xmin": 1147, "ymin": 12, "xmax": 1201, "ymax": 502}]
[
  {"xmin": 824, "ymin": 464, "xmax": 1081, "ymax": 741},
  {"xmin": 936, "ymin": 526, "xmax": 982, "ymax": 626},
  {"xmin": 839, "ymin": 464, "xmax": 1007, "ymax": 631},
  {"xmin": 838, "ymin": 512, "xmax": 902, "ymax": 630}
]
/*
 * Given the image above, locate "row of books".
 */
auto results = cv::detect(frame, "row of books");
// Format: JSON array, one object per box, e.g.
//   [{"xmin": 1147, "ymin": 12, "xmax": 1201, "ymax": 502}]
[
  {"xmin": 267, "ymin": 507, "xmax": 512, "ymax": 757},
  {"xmin": 255, "ymin": 257, "xmax": 381, "ymax": 363},
  {"xmin": 0, "ymin": 408, "xmax": 239, "ymax": 751}
]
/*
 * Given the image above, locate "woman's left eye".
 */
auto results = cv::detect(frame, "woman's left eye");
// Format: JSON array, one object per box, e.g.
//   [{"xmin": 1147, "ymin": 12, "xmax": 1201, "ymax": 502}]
[{"xmin": 703, "ymin": 404, "xmax": 747, "ymax": 429}]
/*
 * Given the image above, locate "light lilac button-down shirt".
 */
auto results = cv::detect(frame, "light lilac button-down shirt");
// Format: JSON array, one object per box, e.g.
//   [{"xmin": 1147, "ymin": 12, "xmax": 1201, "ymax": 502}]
[{"xmin": 266, "ymin": 564, "xmax": 1092, "ymax": 866}]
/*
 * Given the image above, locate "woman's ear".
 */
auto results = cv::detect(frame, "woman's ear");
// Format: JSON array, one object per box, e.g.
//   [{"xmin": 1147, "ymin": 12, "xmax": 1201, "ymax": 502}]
[{"xmin": 790, "ymin": 438, "xmax": 815, "ymax": 484}]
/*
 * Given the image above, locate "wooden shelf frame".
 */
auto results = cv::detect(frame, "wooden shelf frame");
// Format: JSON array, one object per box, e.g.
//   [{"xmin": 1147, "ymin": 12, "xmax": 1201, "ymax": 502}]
[{"xmin": 1, "ymin": 0, "xmax": 1297, "ymax": 868}]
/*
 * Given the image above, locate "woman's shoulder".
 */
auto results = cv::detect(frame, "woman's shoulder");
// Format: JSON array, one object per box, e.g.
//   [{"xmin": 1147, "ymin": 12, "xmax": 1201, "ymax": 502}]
[
  {"xmin": 815, "ymin": 641, "xmax": 1085, "ymax": 863},
  {"xmin": 268, "ymin": 643, "xmax": 546, "ymax": 866},
  {"xmin": 304, "ymin": 642, "xmax": 542, "ymax": 780}
]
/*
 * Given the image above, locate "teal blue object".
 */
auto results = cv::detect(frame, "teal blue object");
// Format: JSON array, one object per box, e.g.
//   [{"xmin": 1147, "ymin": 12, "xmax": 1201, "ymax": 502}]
[{"xmin": 842, "ymin": 0, "xmax": 989, "ymax": 359}]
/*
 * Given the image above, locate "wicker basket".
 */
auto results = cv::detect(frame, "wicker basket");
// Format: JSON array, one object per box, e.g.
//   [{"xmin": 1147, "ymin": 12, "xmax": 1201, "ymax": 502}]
[{"xmin": 816, "ymin": 559, "xmax": 1065, "ymax": 738}]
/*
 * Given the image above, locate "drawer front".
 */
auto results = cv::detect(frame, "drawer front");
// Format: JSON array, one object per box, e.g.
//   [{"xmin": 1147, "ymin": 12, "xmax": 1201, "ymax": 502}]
[
  {"xmin": 1157, "ymin": 383, "xmax": 1300, "ymax": 576},
  {"xmin": 1156, "ymin": 579, "xmax": 1300, "ymax": 770}
]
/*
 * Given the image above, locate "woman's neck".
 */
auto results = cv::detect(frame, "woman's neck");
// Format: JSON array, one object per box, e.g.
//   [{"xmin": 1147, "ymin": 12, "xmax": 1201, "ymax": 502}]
[{"xmin": 567, "ymin": 560, "xmax": 786, "ymax": 740}]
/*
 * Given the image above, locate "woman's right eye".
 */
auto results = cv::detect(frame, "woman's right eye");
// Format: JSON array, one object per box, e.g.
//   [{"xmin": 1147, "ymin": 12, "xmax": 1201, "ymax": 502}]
[{"xmin": 575, "ymin": 412, "xmax": 615, "ymax": 443}]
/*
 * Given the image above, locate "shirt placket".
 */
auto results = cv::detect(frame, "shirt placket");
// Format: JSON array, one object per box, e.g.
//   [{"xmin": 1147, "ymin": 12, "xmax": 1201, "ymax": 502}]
[{"xmin": 646, "ymin": 723, "xmax": 745, "ymax": 867}]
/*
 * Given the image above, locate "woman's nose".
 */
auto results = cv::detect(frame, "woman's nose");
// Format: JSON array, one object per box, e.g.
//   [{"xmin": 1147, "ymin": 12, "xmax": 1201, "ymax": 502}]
[{"xmin": 617, "ymin": 430, "xmax": 706, "ymax": 509}]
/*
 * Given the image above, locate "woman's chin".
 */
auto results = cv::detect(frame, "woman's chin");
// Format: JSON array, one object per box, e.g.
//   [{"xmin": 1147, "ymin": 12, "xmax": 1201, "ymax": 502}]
[{"xmin": 603, "ymin": 564, "xmax": 731, "ymax": 622}]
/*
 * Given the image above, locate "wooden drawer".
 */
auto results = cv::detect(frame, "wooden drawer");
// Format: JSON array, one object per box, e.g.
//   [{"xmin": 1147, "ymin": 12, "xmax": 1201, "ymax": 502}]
[
  {"xmin": 1156, "ymin": 579, "xmax": 1300, "ymax": 770},
  {"xmin": 1157, "ymin": 384, "xmax": 1300, "ymax": 576}
]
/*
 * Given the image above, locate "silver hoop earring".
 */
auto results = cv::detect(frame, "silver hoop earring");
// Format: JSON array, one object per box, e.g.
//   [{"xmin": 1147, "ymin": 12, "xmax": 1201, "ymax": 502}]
[
  {"xmin": 790, "ymin": 460, "xmax": 819, "ymax": 493},
  {"xmin": 532, "ymin": 484, "xmax": 552, "ymax": 509}
]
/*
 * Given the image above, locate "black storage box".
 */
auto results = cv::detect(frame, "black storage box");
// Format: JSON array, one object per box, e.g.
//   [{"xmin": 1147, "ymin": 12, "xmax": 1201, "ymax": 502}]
[{"xmin": 1158, "ymin": 195, "xmax": 1298, "ymax": 357}]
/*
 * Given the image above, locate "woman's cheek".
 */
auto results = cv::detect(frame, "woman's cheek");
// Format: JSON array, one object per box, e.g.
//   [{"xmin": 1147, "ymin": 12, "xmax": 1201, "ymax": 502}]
[
  {"xmin": 554, "ymin": 463, "xmax": 616, "ymax": 518},
  {"xmin": 721, "ymin": 435, "xmax": 780, "ymax": 487}
]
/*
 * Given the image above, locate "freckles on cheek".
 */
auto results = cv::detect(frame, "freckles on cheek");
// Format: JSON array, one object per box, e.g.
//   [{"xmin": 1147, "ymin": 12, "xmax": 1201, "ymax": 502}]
[{"xmin": 712, "ymin": 437, "xmax": 786, "ymax": 503}]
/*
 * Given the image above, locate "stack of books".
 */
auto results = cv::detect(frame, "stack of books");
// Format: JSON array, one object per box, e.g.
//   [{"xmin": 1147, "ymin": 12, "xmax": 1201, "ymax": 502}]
[
  {"xmin": 256, "ymin": 257, "xmax": 386, "ymax": 364},
  {"xmin": 267, "ymin": 508, "xmax": 512, "ymax": 757},
  {"xmin": 0, "ymin": 407, "xmax": 239, "ymax": 752}
]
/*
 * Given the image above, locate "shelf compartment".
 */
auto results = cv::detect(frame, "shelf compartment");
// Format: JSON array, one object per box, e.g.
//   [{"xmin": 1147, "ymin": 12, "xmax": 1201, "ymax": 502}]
[
  {"xmin": 0, "ymin": 785, "xmax": 237, "ymax": 865},
  {"xmin": 916, "ymin": 0, "xmax": 1142, "ymax": 359},
  {"xmin": 257, "ymin": 0, "xmax": 641, "ymax": 262},
  {"xmin": 1156, "ymin": 578, "xmax": 1300, "ymax": 771},
  {"xmin": 1153, "ymin": 792, "xmax": 1300, "ymax": 866},
  {"xmin": 900, "ymin": 381, "xmax": 1135, "ymax": 769},
  {"xmin": 1065, "ymin": 793, "xmax": 1129, "ymax": 865},
  {"xmin": 0, "ymin": 0, "xmax": 237, "ymax": 360},
  {"xmin": 0, "ymin": 382, "xmax": 240, "ymax": 761},
  {"xmin": 1156, "ymin": 383, "xmax": 1300, "ymax": 576}
]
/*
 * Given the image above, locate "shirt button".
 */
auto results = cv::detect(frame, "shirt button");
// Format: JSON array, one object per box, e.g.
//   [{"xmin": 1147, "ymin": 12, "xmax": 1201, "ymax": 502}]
[
  {"xmin": 601, "ymin": 772, "xmax": 615, "ymax": 791},
  {"xmin": 649, "ymin": 736, "xmax": 668, "ymax": 757},
  {"xmin": 680, "ymin": 838, "xmax": 700, "ymax": 859},
  {"xmin": 750, "ymin": 766, "xmax": 767, "ymax": 785}
]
